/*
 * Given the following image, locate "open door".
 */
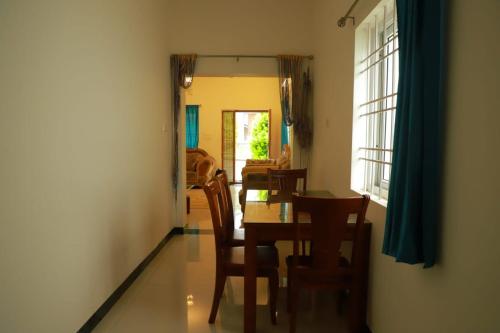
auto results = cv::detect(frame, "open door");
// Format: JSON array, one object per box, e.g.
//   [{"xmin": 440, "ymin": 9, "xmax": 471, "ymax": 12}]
[
  {"xmin": 222, "ymin": 110, "xmax": 270, "ymax": 183},
  {"xmin": 222, "ymin": 111, "xmax": 236, "ymax": 182}
]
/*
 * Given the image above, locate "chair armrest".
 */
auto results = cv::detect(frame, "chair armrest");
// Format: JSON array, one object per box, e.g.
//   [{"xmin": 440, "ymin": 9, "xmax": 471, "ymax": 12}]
[{"xmin": 196, "ymin": 156, "xmax": 216, "ymax": 185}]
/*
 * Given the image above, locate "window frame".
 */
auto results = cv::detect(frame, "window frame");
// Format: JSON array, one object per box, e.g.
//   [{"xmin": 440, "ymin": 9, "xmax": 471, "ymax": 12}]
[{"xmin": 351, "ymin": 0, "xmax": 398, "ymax": 206}]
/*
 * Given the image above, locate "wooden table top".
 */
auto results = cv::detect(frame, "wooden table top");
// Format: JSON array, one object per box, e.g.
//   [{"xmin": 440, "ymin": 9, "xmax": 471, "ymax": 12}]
[
  {"xmin": 243, "ymin": 190, "xmax": 335, "ymax": 224},
  {"xmin": 245, "ymin": 189, "xmax": 335, "ymax": 202}
]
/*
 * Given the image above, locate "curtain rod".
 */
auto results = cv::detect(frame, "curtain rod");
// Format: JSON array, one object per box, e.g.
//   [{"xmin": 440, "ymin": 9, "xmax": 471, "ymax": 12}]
[
  {"xmin": 197, "ymin": 54, "xmax": 314, "ymax": 60},
  {"xmin": 338, "ymin": 0, "xmax": 360, "ymax": 27}
]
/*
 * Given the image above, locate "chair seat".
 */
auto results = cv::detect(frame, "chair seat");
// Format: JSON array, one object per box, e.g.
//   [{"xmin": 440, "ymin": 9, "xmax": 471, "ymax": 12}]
[
  {"xmin": 285, "ymin": 255, "xmax": 350, "ymax": 268},
  {"xmin": 228, "ymin": 229, "xmax": 275, "ymax": 247},
  {"xmin": 224, "ymin": 246, "xmax": 279, "ymax": 272}
]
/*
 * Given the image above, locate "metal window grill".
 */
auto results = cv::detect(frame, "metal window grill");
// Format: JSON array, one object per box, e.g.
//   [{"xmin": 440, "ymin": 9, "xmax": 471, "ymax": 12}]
[{"xmin": 353, "ymin": 0, "xmax": 399, "ymax": 202}]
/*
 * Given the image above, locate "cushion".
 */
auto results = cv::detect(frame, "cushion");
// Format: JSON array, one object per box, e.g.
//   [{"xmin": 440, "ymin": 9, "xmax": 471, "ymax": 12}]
[{"xmin": 246, "ymin": 159, "xmax": 276, "ymax": 165}]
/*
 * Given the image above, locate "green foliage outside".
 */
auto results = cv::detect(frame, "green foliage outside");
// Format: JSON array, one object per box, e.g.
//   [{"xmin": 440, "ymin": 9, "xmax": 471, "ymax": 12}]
[{"xmin": 250, "ymin": 113, "xmax": 269, "ymax": 159}]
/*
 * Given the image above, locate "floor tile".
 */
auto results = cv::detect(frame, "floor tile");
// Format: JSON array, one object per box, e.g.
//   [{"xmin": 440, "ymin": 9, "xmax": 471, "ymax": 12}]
[{"xmin": 94, "ymin": 185, "xmax": 349, "ymax": 333}]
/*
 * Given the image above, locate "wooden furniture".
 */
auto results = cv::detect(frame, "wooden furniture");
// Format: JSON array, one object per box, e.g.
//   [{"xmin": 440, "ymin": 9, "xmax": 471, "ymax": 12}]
[
  {"xmin": 266, "ymin": 168, "xmax": 308, "ymax": 256},
  {"xmin": 186, "ymin": 185, "xmax": 194, "ymax": 214},
  {"xmin": 186, "ymin": 148, "xmax": 216, "ymax": 186},
  {"xmin": 287, "ymin": 194, "xmax": 370, "ymax": 333},
  {"xmin": 266, "ymin": 168, "xmax": 307, "ymax": 204},
  {"xmin": 203, "ymin": 179, "xmax": 279, "ymax": 324},
  {"xmin": 242, "ymin": 196, "xmax": 372, "ymax": 333},
  {"xmin": 214, "ymin": 172, "xmax": 238, "ymax": 245},
  {"xmin": 215, "ymin": 172, "xmax": 274, "ymax": 247},
  {"xmin": 239, "ymin": 144, "xmax": 291, "ymax": 212}
]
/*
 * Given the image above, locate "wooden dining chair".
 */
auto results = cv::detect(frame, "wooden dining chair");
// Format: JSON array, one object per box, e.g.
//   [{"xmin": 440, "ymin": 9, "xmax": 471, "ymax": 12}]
[
  {"xmin": 215, "ymin": 170, "xmax": 275, "ymax": 247},
  {"xmin": 203, "ymin": 179, "xmax": 280, "ymax": 324},
  {"xmin": 286, "ymin": 194, "xmax": 370, "ymax": 333},
  {"xmin": 214, "ymin": 171, "xmax": 238, "ymax": 245},
  {"xmin": 266, "ymin": 168, "xmax": 307, "ymax": 204},
  {"xmin": 267, "ymin": 168, "xmax": 308, "ymax": 255}
]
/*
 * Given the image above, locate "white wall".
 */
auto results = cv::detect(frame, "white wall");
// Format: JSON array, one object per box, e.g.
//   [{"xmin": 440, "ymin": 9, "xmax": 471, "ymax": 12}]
[
  {"xmin": 166, "ymin": 0, "xmax": 314, "ymax": 76},
  {"xmin": 5, "ymin": 0, "xmax": 495, "ymax": 332},
  {"xmin": 0, "ymin": 1, "xmax": 173, "ymax": 332},
  {"xmin": 310, "ymin": 0, "xmax": 500, "ymax": 332},
  {"xmin": 0, "ymin": 0, "xmax": 315, "ymax": 332}
]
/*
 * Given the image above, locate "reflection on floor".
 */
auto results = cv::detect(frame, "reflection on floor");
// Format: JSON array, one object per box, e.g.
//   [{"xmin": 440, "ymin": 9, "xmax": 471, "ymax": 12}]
[{"xmin": 94, "ymin": 185, "xmax": 349, "ymax": 333}]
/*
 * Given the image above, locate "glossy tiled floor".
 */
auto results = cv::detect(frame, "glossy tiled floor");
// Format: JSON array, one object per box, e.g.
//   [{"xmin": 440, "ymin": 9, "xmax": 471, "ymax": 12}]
[{"xmin": 93, "ymin": 186, "xmax": 349, "ymax": 333}]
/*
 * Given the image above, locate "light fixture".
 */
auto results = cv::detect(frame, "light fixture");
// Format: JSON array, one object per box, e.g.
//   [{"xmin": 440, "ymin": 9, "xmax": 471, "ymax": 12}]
[
  {"xmin": 184, "ymin": 76, "xmax": 193, "ymax": 86},
  {"xmin": 186, "ymin": 295, "xmax": 194, "ymax": 306}
]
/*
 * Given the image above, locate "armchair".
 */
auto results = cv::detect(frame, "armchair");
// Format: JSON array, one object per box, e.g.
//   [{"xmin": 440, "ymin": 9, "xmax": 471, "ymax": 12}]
[
  {"xmin": 186, "ymin": 148, "xmax": 216, "ymax": 186},
  {"xmin": 241, "ymin": 144, "xmax": 291, "ymax": 178},
  {"xmin": 239, "ymin": 144, "xmax": 291, "ymax": 211}
]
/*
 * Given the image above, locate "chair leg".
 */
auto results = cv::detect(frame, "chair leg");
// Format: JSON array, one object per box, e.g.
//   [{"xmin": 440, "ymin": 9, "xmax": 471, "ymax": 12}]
[
  {"xmin": 289, "ymin": 280, "xmax": 299, "ymax": 333},
  {"xmin": 336, "ymin": 289, "xmax": 348, "ymax": 315},
  {"xmin": 268, "ymin": 270, "xmax": 279, "ymax": 325},
  {"xmin": 208, "ymin": 270, "xmax": 226, "ymax": 323},
  {"xmin": 287, "ymin": 266, "xmax": 292, "ymax": 313}
]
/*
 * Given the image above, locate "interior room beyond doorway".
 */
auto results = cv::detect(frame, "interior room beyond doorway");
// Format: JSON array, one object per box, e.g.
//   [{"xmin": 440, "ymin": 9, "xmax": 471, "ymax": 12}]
[{"xmin": 183, "ymin": 76, "xmax": 284, "ymax": 185}]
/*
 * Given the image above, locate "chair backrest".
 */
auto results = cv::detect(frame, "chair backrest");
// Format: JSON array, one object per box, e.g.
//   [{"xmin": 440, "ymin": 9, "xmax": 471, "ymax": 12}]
[
  {"xmin": 291, "ymin": 194, "xmax": 370, "ymax": 274},
  {"xmin": 203, "ymin": 180, "xmax": 226, "ymax": 259},
  {"xmin": 215, "ymin": 171, "xmax": 234, "ymax": 243},
  {"xmin": 267, "ymin": 168, "xmax": 307, "ymax": 203}
]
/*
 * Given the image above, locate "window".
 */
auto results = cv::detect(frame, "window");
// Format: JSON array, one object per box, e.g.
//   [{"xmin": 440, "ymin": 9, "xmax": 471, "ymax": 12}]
[{"xmin": 351, "ymin": 0, "xmax": 398, "ymax": 205}]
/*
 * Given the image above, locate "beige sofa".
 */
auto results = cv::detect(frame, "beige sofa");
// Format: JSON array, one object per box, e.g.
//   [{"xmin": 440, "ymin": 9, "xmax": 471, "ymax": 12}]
[
  {"xmin": 186, "ymin": 148, "xmax": 216, "ymax": 186},
  {"xmin": 239, "ymin": 144, "xmax": 291, "ymax": 211}
]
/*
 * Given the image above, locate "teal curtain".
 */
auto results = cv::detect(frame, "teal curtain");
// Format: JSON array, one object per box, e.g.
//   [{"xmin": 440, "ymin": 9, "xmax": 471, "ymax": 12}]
[
  {"xmin": 186, "ymin": 105, "xmax": 199, "ymax": 149},
  {"xmin": 382, "ymin": 0, "xmax": 446, "ymax": 268},
  {"xmin": 281, "ymin": 116, "xmax": 289, "ymax": 149}
]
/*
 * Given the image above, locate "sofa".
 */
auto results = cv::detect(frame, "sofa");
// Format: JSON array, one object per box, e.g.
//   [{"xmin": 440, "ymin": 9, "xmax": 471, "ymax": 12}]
[
  {"xmin": 186, "ymin": 148, "xmax": 216, "ymax": 187},
  {"xmin": 239, "ymin": 144, "xmax": 291, "ymax": 211}
]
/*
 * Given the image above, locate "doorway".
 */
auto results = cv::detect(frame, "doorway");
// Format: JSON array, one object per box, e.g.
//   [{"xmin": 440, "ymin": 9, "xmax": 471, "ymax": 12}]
[{"xmin": 222, "ymin": 110, "xmax": 271, "ymax": 183}]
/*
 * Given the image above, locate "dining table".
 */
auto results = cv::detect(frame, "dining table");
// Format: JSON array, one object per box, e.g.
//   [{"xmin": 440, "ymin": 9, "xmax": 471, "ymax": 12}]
[{"xmin": 242, "ymin": 189, "xmax": 372, "ymax": 333}]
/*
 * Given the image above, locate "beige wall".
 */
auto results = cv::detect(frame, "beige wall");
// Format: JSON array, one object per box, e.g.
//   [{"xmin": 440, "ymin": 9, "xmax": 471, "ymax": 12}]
[
  {"xmin": 165, "ymin": 0, "xmax": 314, "ymax": 77},
  {"xmin": 0, "ymin": 0, "xmax": 314, "ymax": 332},
  {"xmin": 184, "ymin": 77, "xmax": 282, "ymax": 167},
  {"xmin": 0, "ymin": 1, "xmax": 173, "ymax": 332},
  {"xmin": 310, "ymin": 0, "xmax": 500, "ymax": 332},
  {"xmin": 4, "ymin": 0, "xmax": 497, "ymax": 332}
]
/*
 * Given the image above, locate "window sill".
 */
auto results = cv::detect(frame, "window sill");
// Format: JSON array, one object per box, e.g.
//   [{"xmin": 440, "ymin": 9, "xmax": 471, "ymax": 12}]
[{"xmin": 351, "ymin": 188, "xmax": 388, "ymax": 208}]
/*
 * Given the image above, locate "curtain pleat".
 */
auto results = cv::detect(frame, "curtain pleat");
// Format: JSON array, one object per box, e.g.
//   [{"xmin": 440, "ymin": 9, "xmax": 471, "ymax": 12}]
[
  {"xmin": 278, "ymin": 56, "xmax": 312, "ymax": 149},
  {"xmin": 171, "ymin": 54, "xmax": 197, "ymax": 197},
  {"xmin": 382, "ymin": 0, "xmax": 446, "ymax": 267}
]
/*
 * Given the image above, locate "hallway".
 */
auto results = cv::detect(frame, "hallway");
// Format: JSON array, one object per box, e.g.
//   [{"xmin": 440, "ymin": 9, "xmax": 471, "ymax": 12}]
[
  {"xmin": 94, "ymin": 189, "xmax": 349, "ymax": 332},
  {"xmin": 93, "ymin": 234, "xmax": 348, "ymax": 333}
]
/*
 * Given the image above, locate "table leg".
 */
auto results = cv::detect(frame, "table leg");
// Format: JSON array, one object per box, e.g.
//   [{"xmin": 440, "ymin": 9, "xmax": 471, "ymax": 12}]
[
  {"xmin": 348, "ymin": 225, "xmax": 371, "ymax": 333},
  {"xmin": 241, "ymin": 188, "xmax": 247, "ymax": 213},
  {"xmin": 186, "ymin": 195, "xmax": 191, "ymax": 214},
  {"xmin": 244, "ymin": 226, "xmax": 257, "ymax": 333}
]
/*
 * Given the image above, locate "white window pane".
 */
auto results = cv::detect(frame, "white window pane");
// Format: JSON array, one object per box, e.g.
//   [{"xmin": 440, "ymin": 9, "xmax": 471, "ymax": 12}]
[{"xmin": 352, "ymin": 0, "xmax": 398, "ymax": 204}]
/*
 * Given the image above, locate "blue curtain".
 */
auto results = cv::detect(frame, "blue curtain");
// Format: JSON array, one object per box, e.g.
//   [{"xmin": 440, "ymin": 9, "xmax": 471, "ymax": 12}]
[
  {"xmin": 186, "ymin": 105, "xmax": 199, "ymax": 149},
  {"xmin": 382, "ymin": 0, "xmax": 446, "ymax": 268},
  {"xmin": 281, "ymin": 117, "xmax": 289, "ymax": 149}
]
